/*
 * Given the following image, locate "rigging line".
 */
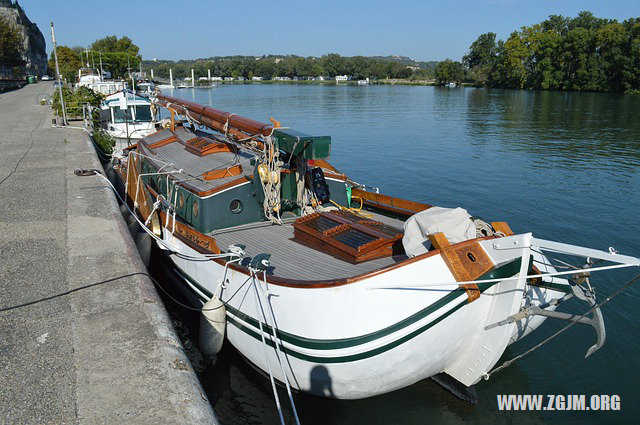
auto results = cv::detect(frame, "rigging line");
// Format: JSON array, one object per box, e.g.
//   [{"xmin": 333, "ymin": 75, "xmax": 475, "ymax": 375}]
[
  {"xmin": 484, "ymin": 272, "xmax": 640, "ymax": 380},
  {"xmin": 250, "ymin": 271, "xmax": 286, "ymax": 425},
  {"xmin": 368, "ymin": 263, "xmax": 639, "ymax": 290},
  {"xmin": 530, "ymin": 247, "xmax": 579, "ymax": 270},
  {"xmin": 0, "ymin": 114, "xmax": 45, "ymax": 188},
  {"xmin": 260, "ymin": 269, "xmax": 301, "ymax": 425}
]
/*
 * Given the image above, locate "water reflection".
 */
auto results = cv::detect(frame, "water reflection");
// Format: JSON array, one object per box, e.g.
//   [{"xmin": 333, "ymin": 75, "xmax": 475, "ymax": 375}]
[{"xmin": 466, "ymin": 88, "xmax": 640, "ymax": 174}]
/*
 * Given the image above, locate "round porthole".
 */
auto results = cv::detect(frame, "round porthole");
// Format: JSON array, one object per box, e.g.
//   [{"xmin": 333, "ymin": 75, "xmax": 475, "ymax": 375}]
[
  {"xmin": 178, "ymin": 193, "xmax": 185, "ymax": 208},
  {"xmin": 230, "ymin": 199, "xmax": 243, "ymax": 214},
  {"xmin": 193, "ymin": 200, "xmax": 199, "ymax": 217}
]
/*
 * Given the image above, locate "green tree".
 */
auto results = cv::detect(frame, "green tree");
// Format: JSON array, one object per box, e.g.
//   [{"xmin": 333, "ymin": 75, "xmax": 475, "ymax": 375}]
[
  {"xmin": 467, "ymin": 11, "xmax": 640, "ymax": 93},
  {"xmin": 91, "ymin": 35, "xmax": 139, "ymax": 56},
  {"xmin": 322, "ymin": 53, "xmax": 345, "ymax": 77},
  {"xmin": 622, "ymin": 19, "xmax": 640, "ymax": 92},
  {"xmin": 0, "ymin": 15, "xmax": 25, "ymax": 73},
  {"xmin": 48, "ymin": 46, "xmax": 81, "ymax": 83},
  {"xmin": 463, "ymin": 32, "xmax": 498, "ymax": 85},
  {"xmin": 434, "ymin": 59, "xmax": 464, "ymax": 85},
  {"xmin": 493, "ymin": 31, "xmax": 528, "ymax": 88},
  {"xmin": 100, "ymin": 51, "xmax": 139, "ymax": 79}
]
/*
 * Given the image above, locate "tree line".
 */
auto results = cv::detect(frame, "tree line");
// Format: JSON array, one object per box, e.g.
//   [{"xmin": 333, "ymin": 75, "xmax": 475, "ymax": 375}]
[
  {"xmin": 48, "ymin": 35, "xmax": 141, "ymax": 82},
  {"xmin": 435, "ymin": 11, "xmax": 640, "ymax": 93},
  {"xmin": 144, "ymin": 54, "xmax": 434, "ymax": 81}
]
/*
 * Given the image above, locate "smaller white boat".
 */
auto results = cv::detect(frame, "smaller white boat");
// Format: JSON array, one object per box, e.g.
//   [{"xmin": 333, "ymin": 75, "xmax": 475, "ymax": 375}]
[
  {"xmin": 136, "ymin": 81, "xmax": 156, "ymax": 96},
  {"xmin": 157, "ymin": 84, "xmax": 175, "ymax": 90},
  {"xmin": 445, "ymin": 82, "xmax": 457, "ymax": 88},
  {"xmin": 98, "ymin": 90, "xmax": 158, "ymax": 149}
]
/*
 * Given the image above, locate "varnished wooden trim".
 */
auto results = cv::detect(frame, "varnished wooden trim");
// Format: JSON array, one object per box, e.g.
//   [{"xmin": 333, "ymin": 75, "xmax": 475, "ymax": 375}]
[
  {"xmin": 491, "ymin": 221, "xmax": 514, "ymax": 236},
  {"xmin": 351, "ymin": 188, "xmax": 431, "ymax": 217},
  {"xmin": 428, "ymin": 232, "xmax": 450, "ymax": 250},
  {"xmin": 324, "ymin": 172, "xmax": 348, "ymax": 182},
  {"xmin": 308, "ymin": 159, "xmax": 340, "ymax": 173},
  {"xmin": 430, "ymin": 232, "xmax": 493, "ymax": 303},
  {"xmin": 194, "ymin": 176, "xmax": 252, "ymax": 197},
  {"xmin": 158, "ymin": 211, "xmax": 220, "ymax": 253},
  {"xmin": 147, "ymin": 134, "xmax": 177, "ymax": 149},
  {"xmin": 202, "ymin": 164, "xmax": 244, "ymax": 181}
]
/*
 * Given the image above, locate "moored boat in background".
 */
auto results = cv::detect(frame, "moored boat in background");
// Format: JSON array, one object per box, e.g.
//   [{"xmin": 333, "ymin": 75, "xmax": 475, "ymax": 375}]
[{"xmin": 98, "ymin": 90, "xmax": 158, "ymax": 149}]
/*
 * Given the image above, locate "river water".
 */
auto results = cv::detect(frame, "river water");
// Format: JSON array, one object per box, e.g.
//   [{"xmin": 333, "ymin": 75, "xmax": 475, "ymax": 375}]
[{"xmin": 152, "ymin": 84, "xmax": 640, "ymax": 424}]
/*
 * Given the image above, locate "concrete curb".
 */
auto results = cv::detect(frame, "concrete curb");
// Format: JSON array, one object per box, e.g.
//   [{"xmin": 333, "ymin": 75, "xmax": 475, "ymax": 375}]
[{"xmin": 66, "ymin": 130, "xmax": 218, "ymax": 423}]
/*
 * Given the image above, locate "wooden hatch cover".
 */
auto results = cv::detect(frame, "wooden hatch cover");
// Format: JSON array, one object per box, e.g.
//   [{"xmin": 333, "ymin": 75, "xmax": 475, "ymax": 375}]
[
  {"xmin": 184, "ymin": 136, "xmax": 234, "ymax": 156},
  {"xmin": 293, "ymin": 210, "xmax": 403, "ymax": 263}
]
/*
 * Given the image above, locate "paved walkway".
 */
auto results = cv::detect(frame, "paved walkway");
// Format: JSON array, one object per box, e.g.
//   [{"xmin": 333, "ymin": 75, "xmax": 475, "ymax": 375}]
[{"xmin": 0, "ymin": 83, "xmax": 217, "ymax": 424}]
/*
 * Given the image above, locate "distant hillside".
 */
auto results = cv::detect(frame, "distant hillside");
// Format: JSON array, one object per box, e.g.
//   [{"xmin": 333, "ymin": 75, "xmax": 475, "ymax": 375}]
[
  {"xmin": 370, "ymin": 55, "xmax": 438, "ymax": 69},
  {"xmin": 146, "ymin": 54, "xmax": 437, "ymax": 70}
]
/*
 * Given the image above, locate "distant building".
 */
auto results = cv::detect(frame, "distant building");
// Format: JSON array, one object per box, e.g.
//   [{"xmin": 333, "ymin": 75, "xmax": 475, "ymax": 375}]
[
  {"xmin": 211, "ymin": 77, "xmax": 223, "ymax": 81},
  {"xmin": 224, "ymin": 77, "xmax": 234, "ymax": 81},
  {"xmin": 274, "ymin": 76, "xmax": 291, "ymax": 81},
  {"xmin": 335, "ymin": 75, "xmax": 349, "ymax": 82},
  {"xmin": 251, "ymin": 76, "xmax": 263, "ymax": 81},
  {"xmin": 237, "ymin": 76, "xmax": 246, "ymax": 81},
  {"xmin": 198, "ymin": 76, "xmax": 209, "ymax": 81}
]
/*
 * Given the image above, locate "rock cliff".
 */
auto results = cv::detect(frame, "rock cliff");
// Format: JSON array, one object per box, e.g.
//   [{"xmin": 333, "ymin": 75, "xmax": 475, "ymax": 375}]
[{"xmin": 0, "ymin": 0, "xmax": 47, "ymax": 76}]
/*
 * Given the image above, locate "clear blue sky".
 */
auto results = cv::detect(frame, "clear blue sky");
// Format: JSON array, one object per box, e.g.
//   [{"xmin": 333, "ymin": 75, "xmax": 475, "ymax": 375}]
[{"xmin": 22, "ymin": 0, "xmax": 640, "ymax": 61}]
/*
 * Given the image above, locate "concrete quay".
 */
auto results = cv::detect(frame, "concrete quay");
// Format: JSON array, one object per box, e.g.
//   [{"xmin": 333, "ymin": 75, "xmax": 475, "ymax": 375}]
[{"xmin": 0, "ymin": 82, "xmax": 217, "ymax": 423}]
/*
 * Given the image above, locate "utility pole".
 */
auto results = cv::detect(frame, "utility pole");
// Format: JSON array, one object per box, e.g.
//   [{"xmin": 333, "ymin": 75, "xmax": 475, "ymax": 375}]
[
  {"xmin": 99, "ymin": 51, "xmax": 103, "ymax": 81},
  {"xmin": 208, "ymin": 69, "xmax": 211, "ymax": 82},
  {"xmin": 50, "ymin": 22, "xmax": 67, "ymax": 125},
  {"xmin": 127, "ymin": 54, "xmax": 135, "ymax": 91}
]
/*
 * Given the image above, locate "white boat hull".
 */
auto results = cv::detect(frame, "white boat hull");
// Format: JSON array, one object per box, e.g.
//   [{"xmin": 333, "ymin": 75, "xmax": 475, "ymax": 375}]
[{"xmin": 157, "ymin": 231, "xmax": 566, "ymax": 399}]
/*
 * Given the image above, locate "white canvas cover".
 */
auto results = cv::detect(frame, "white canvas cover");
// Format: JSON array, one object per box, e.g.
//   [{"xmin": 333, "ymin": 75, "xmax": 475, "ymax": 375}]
[{"xmin": 402, "ymin": 207, "xmax": 476, "ymax": 257}]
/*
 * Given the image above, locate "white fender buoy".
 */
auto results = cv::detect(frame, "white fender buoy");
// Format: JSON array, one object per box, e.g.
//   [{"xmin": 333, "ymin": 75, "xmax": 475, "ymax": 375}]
[{"xmin": 200, "ymin": 297, "xmax": 226, "ymax": 360}]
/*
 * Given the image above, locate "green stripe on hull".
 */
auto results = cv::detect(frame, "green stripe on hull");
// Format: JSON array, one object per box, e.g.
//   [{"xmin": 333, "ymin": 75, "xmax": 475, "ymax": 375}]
[
  {"xmin": 172, "ymin": 256, "xmax": 524, "ymax": 361},
  {"xmin": 226, "ymin": 258, "xmax": 522, "ymax": 350},
  {"xmin": 226, "ymin": 289, "xmax": 466, "ymax": 350},
  {"xmin": 227, "ymin": 299, "xmax": 468, "ymax": 363}
]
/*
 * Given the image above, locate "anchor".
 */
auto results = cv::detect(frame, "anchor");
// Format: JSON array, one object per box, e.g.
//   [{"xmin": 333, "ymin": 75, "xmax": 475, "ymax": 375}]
[{"xmin": 486, "ymin": 260, "xmax": 606, "ymax": 358}]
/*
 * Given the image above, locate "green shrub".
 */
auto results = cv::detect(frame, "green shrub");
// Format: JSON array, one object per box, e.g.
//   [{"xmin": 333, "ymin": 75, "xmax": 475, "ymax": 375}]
[
  {"xmin": 52, "ymin": 86, "xmax": 105, "ymax": 118},
  {"xmin": 92, "ymin": 128, "xmax": 115, "ymax": 155}
]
